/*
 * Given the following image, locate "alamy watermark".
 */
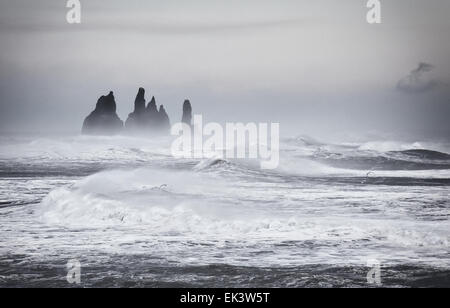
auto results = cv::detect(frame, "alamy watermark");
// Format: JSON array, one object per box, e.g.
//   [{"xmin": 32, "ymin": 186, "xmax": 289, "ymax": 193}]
[
  {"xmin": 66, "ymin": 1, "xmax": 381, "ymax": 25},
  {"xmin": 366, "ymin": 0, "xmax": 382, "ymax": 24},
  {"xmin": 366, "ymin": 259, "xmax": 382, "ymax": 286},
  {"xmin": 171, "ymin": 115, "xmax": 280, "ymax": 170},
  {"xmin": 66, "ymin": 259, "xmax": 81, "ymax": 284},
  {"xmin": 66, "ymin": 0, "xmax": 81, "ymax": 24}
]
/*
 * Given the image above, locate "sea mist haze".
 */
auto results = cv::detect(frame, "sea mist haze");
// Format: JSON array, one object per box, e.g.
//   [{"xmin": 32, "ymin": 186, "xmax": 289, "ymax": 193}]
[{"xmin": 0, "ymin": 0, "xmax": 449, "ymax": 287}]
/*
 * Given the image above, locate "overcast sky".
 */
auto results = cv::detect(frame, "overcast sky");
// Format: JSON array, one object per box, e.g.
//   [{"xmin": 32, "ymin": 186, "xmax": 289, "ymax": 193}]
[{"xmin": 0, "ymin": 0, "xmax": 449, "ymax": 140}]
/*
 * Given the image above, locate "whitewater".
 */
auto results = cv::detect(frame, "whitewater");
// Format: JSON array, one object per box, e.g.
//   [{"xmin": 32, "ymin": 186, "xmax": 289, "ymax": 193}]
[{"xmin": 0, "ymin": 134, "xmax": 449, "ymax": 287}]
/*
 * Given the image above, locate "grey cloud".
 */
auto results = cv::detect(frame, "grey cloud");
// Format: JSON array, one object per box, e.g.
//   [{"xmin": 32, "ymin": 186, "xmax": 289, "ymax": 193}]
[
  {"xmin": 0, "ymin": 18, "xmax": 304, "ymax": 35},
  {"xmin": 1, "ymin": 0, "xmax": 450, "ymax": 139},
  {"xmin": 0, "ymin": 0, "xmax": 304, "ymax": 35},
  {"xmin": 397, "ymin": 62, "xmax": 439, "ymax": 93}
]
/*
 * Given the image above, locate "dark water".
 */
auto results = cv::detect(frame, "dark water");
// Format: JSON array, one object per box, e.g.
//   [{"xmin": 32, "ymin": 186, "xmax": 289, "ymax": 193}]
[
  {"xmin": 0, "ymin": 135, "xmax": 449, "ymax": 288},
  {"xmin": 1, "ymin": 254, "xmax": 449, "ymax": 288}
]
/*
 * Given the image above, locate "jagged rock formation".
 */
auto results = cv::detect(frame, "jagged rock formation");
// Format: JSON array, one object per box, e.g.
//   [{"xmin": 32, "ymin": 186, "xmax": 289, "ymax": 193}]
[
  {"xmin": 82, "ymin": 88, "xmax": 192, "ymax": 136},
  {"xmin": 182, "ymin": 100, "xmax": 192, "ymax": 125},
  {"xmin": 125, "ymin": 87, "xmax": 147, "ymax": 130},
  {"xmin": 157, "ymin": 105, "xmax": 171, "ymax": 131},
  {"xmin": 146, "ymin": 96, "xmax": 159, "ymax": 123},
  {"xmin": 125, "ymin": 88, "xmax": 171, "ymax": 134},
  {"xmin": 82, "ymin": 91, "xmax": 123, "ymax": 135}
]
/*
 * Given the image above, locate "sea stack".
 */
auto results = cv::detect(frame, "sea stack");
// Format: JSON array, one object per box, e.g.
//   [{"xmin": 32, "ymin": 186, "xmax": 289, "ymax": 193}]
[
  {"xmin": 146, "ymin": 96, "xmax": 166, "ymax": 132},
  {"xmin": 125, "ymin": 87, "xmax": 147, "ymax": 131},
  {"xmin": 82, "ymin": 88, "xmax": 191, "ymax": 136},
  {"xmin": 157, "ymin": 105, "xmax": 171, "ymax": 132},
  {"xmin": 125, "ymin": 88, "xmax": 171, "ymax": 134},
  {"xmin": 146, "ymin": 96, "xmax": 159, "ymax": 123},
  {"xmin": 82, "ymin": 91, "xmax": 123, "ymax": 135},
  {"xmin": 182, "ymin": 100, "xmax": 192, "ymax": 125}
]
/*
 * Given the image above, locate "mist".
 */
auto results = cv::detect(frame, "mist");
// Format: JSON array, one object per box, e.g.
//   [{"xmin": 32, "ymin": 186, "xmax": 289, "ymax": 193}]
[
  {"xmin": 2, "ymin": 1, "xmax": 450, "ymax": 289},
  {"xmin": 0, "ymin": 0, "xmax": 449, "ymax": 141}
]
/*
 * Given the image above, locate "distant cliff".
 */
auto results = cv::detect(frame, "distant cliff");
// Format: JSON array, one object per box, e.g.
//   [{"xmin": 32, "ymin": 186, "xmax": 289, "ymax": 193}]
[
  {"xmin": 82, "ymin": 88, "xmax": 192, "ymax": 136},
  {"xmin": 124, "ymin": 87, "xmax": 147, "ymax": 131},
  {"xmin": 182, "ymin": 99, "xmax": 192, "ymax": 126},
  {"xmin": 125, "ymin": 88, "xmax": 170, "ymax": 134},
  {"xmin": 82, "ymin": 91, "xmax": 124, "ymax": 135}
]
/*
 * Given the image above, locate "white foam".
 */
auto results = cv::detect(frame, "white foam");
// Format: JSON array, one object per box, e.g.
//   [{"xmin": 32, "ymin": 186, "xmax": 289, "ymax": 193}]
[
  {"xmin": 0, "ymin": 135, "xmax": 174, "ymax": 162},
  {"xmin": 35, "ymin": 168, "xmax": 450, "ymax": 257},
  {"xmin": 1, "ymin": 135, "xmax": 449, "ymax": 267},
  {"xmin": 358, "ymin": 140, "xmax": 450, "ymax": 153}
]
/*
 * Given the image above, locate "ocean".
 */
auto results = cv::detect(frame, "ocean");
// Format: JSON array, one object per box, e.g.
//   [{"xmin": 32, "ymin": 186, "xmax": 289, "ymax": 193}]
[{"xmin": 0, "ymin": 134, "xmax": 449, "ymax": 287}]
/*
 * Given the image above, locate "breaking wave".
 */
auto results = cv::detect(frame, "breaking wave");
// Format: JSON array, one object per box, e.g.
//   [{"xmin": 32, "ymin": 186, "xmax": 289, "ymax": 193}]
[
  {"xmin": 1, "ymin": 134, "xmax": 449, "ymax": 270},
  {"xmin": 35, "ymin": 167, "xmax": 449, "ymax": 256}
]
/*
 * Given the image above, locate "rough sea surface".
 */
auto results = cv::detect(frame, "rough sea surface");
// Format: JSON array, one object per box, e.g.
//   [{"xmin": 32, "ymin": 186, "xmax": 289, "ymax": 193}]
[{"xmin": 0, "ymin": 134, "xmax": 449, "ymax": 288}]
